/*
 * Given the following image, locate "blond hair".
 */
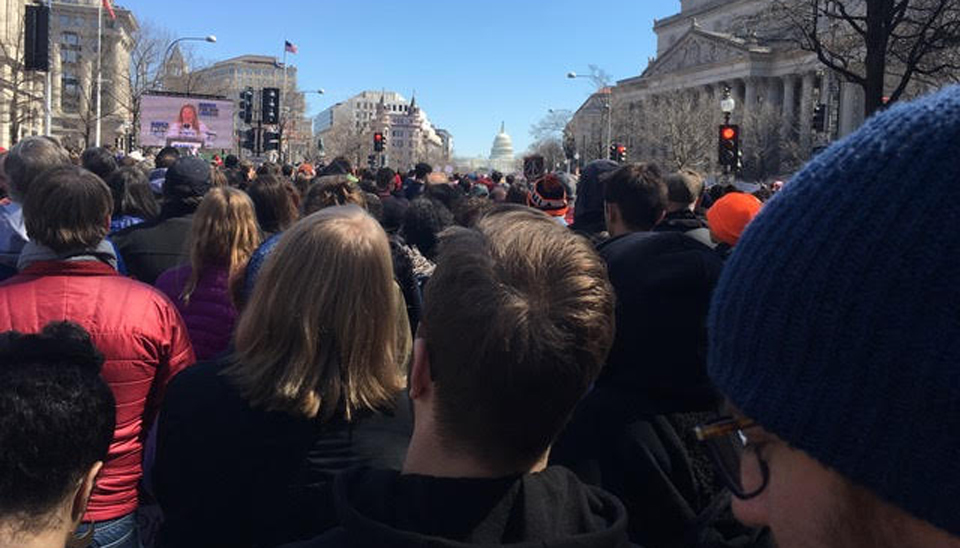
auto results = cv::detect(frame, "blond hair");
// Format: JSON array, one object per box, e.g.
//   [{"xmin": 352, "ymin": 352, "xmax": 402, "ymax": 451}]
[
  {"xmin": 181, "ymin": 187, "xmax": 261, "ymax": 304},
  {"xmin": 224, "ymin": 205, "xmax": 407, "ymax": 421}
]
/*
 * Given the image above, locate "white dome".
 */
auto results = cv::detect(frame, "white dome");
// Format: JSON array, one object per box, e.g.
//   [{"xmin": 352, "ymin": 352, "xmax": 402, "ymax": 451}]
[{"xmin": 490, "ymin": 122, "xmax": 514, "ymax": 161}]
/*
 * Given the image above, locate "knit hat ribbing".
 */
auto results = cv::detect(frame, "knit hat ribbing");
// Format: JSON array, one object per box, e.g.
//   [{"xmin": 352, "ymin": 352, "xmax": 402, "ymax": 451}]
[{"xmin": 708, "ymin": 85, "xmax": 960, "ymax": 537}]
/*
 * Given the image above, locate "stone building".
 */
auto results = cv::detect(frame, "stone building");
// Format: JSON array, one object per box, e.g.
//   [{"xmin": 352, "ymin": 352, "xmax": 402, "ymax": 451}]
[
  {"xmin": 573, "ymin": 0, "xmax": 869, "ymax": 176},
  {"xmin": 0, "ymin": 0, "xmax": 137, "ymax": 150}
]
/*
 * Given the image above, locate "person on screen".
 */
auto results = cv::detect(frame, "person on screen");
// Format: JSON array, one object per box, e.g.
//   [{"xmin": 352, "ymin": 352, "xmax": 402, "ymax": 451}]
[{"xmin": 166, "ymin": 104, "xmax": 214, "ymax": 147}]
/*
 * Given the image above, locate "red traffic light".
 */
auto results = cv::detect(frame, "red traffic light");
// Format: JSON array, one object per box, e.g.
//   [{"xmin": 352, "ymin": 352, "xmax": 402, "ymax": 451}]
[
  {"xmin": 374, "ymin": 133, "xmax": 383, "ymax": 142},
  {"xmin": 721, "ymin": 127, "xmax": 737, "ymax": 140}
]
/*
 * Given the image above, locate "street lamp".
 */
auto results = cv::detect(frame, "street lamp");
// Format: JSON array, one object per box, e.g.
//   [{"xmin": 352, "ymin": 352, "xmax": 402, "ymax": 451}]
[
  {"xmin": 159, "ymin": 35, "xmax": 217, "ymax": 89},
  {"xmin": 720, "ymin": 85, "xmax": 736, "ymax": 125},
  {"xmin": 566, "ymin": 70, "xmax": 613, "ymax": 160}
]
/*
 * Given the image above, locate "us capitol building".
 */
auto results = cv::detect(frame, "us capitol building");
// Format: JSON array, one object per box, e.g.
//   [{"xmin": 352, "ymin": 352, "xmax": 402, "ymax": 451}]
[{"xmin": 570, "ymin": 0, "xmax": 871, "ymax": 171}]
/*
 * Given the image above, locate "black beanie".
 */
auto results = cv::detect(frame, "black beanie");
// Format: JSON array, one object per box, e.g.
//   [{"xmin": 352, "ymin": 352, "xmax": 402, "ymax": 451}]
[{"xmin": 163, "ymin": 157, "xmax": 211, "ymax": 201}]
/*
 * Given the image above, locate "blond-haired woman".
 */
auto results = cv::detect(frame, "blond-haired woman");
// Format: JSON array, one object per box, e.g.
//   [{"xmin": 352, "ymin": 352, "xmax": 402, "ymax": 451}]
[
  {"xmin": 153, "ymin": 205, "xmax": 412, "ymax": 548},
  {"xmin": 155, "ymin": 187, "xmax": 260, "ymax": 360}
]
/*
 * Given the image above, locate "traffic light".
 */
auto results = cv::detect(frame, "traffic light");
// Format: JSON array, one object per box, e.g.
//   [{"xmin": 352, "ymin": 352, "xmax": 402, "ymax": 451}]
[
  {"xmin": 262, "ymin": 87, "xmax": 280, "ymax": 125},
  {"xmin": 241, "ymin": 128, "xmax": 257, "ymax": 152},
  {"xmin": 609, "ymin": 143, "xmax": 617, "ymax": 161},
  {"xmin": 718, "ymin": 124, "xmax": 740, "ymax": 170},
  {"xmin": 373, "ymin": 132, "xmax": 384, "ymax": 152},
  {"xmin": 238, "ymin": 88, "xmax": 253, "ymax": 124},
  {"xmin": 615, "ymin": 144, "xmax": 627, "ymax": 163},
  {"xmin": 367, "ymin": 154, "xmax": 377, "ymax": 169},
  {"xmin": 262, "ymin": 130, "xmax": 281, "ymax": 152},
  {"xmin": 812, "ymin": 104, "xmax": 826, "ymax": 132}
]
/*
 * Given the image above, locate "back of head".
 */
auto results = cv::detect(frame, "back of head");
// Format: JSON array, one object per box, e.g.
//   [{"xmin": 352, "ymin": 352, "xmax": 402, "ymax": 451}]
[
  {"xmin": 603, "ymin": 162, "xmax": 666, "ymax": 231},
  {"xmin": 424, "ymin": 207, "xmax": 615, "ymax": 469},
  {"xmin": 4, "ymin": 136, "xmax": 71, "ymax": 202},
  {"xmin": 0, "ymin": 321, "xmax": 114, "ymax": 537},
  {"xmin": 403, "ymin": 198, "xmax": 453, "ymax": 260},
  {"xmin": 247, "ymin": 176, "xmax": 299, "ymax": 233},
  {"xmin": 663, "ymin": 169, "xmax": 704, "ymax": 209},
  {"xmin": 572, "ymin": 159, "xmax": 619, "ymax": 233},
  {"xmin": 224, "ymin": 154, "xmax": 239, "ymax": 170},
  {"xmin": 183, "ymin": 187, "xmax": 261, "ymax": 303},
  {"xmin": 376, "ymin": 167, "xmax": 396, "ymax": 192},
  {"xmin": 302, "ymin": 175, "xmax": 365, "ymax": 216},
  {"xmin": 708, "ymin": 85, "xmax": 960, "ymax": 540},
  {"xmin": 155, "ymin": 146, "xmax": 180, "ymax": 169},
  {"xmin": 705, "ymin": 191, "xmax": 762, "ymax": 246},
  {"xmin": 528, "ymin": 174, "xmax": 568, "ymax": 218},
  {"xmin": 24, "ymin": 166, "xmax": 112, "ymax": 254},
  {"xmin": 163, "ymin": 156, "xmax": 212, "ymax": 208},
  {"xmin": 321, "ymin": 157, "xmax": 352, "ymax": 176},
  {"xmin": 281, "ymin": 164, "xmax": 294, "ymax": 178},
  {"xmin": 256, "ymin": 162, "xmax": 281, "ymax": 178},
  {"xmin": 80, "ymin": 147, "xmax": 118, "ymax": 182},
  {"xmin": 228, "ymin": 205, "xmax": 403, "ymax": 421},
  {"xmin": 106, "ymin": 166, "xmax": 153, "ymax": 218},
  {"xmin": 414, "ymin": 162, "xmax": 432, "ymax": 180}
]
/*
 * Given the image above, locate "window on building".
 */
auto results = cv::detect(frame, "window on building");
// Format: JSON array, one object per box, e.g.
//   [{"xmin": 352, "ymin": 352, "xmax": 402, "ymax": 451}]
[
  {"xmin": 61, "ymin": 32, "xmax": 80, "ymax": 47},
  {"xmin": 59, "ymin": 14, "xmax": 71, "ymax": 26},
  {"xmin": 60, "ymin": 49, "xmax": 79, "ymax": 63}
]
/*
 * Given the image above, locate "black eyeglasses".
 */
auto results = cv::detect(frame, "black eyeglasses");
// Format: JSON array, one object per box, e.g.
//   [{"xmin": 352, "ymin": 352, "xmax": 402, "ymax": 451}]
[{"xmin": 694, "ymin": 416, "xmax": 770, "ymax": 500}]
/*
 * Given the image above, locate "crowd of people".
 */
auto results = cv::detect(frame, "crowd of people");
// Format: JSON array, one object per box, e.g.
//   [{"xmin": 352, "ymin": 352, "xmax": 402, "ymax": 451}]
[{"xmin": 0, "ymin": 84, "xmax": 958, "ymax": 548}]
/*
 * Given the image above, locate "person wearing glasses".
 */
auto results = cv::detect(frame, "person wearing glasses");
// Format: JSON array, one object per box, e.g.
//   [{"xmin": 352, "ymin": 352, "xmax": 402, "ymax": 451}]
[{"xmin": 699, "ymin": 85, "xmax": 960, "ymax": 548}]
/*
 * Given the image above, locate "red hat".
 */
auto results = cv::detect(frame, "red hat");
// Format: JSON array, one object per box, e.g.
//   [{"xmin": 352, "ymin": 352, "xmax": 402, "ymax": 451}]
[
  {"xmin": 528, "ymin": 174, "xmax": 568, "ymax": 218},
  {"xmin": 706, "ymin": 192, "xmax": 763, "ymax": 246}
]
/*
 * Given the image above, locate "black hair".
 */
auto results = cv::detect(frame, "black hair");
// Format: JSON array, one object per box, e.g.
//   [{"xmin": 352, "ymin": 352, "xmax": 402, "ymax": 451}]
[
  {"xmin": 603, "ymin": 163, "xmax": 667, "ymax": 231},
  {"xmin": 402, "ymin": 198, "xmax": 453, "ymax": 261},
  {"xmin": 80, "ymin": 147, "xmax": 118, "ymax": 181},
  {"xmin": 0, "ymin": 322, "xmax": 115, "ymax": 529},
  {"xmin": 106, "ymin": 167, "xmax": 159, "ymax": 220},
  {"xmin": 490, "ymin": 170, "xmax": 503, "ymax": 184},
  {"xmin": 414, "ymin": 162, "xmax": 432, "ymax": 180},
  {"xmin": 281, "ymin": 164, "xmax": 294, "ymax": 178},
  {"xmin": 224, "ymin": 154, "xmax": 239, "ymax": 169},
  {"xmin": 321, "ymin": 156, "xmax": 352, "ymax": 176},
  {"xmin": 425, "ymin": 181, "xmax": 463, "ymax": 211},
  {"xmin": 155, "ymin": 146, "xmax": 180, "ymax": 169},
  {"xmin": 505, "ymin": 182, "xmax": 529, "ymax": 205},
  {"xmin": 376, "ymin": 167, "xmax": 396, "ymax": 192}
]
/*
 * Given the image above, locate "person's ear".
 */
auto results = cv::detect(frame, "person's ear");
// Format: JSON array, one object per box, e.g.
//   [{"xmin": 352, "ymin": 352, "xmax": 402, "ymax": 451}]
[
  {"xmin": 70, "ymin": 461, "xmax": 102, "ymax": 526},
  {"xmin": 408, "ymin": 337, "xmax": 434, "ymax": 401}
]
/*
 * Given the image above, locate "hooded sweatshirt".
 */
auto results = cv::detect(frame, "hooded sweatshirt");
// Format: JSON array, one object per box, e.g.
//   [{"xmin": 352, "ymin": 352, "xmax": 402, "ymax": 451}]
[{"xmin": 285, "ymin": 466, "xmax": 634, "ymax": 548}]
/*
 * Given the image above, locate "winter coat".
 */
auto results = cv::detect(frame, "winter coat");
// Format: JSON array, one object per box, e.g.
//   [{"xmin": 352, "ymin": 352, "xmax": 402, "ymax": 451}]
[
  {"xmin": 112, "ymin": 204, "xmax": 195, "ymax": 284},
  {"xmin": 282, "ymin": 466, "xmax": 634, "ymax": 548},
  {"xmin": 155, "ymin": 263, "xmax": 237, "ymax": 361},
  {"xmin": 0, "ymin": 259, "xmax": 195, "ymax": 522},
  {"xmin": 154, "ymin": 359, "xmax": 413, "ymax": 548}
]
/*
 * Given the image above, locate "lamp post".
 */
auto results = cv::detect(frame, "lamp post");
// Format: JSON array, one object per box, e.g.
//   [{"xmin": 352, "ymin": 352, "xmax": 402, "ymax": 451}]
[
  {"xmin": 567, "ymin": 71, "xmax": 612, "ymax": 160},
  {"xmin": 720, "ymin": 85, "xmax": 736, "ymax": 125},
  {"xmin": 159, "ymin": 35, "xmax": 217, "ymax": 90}
]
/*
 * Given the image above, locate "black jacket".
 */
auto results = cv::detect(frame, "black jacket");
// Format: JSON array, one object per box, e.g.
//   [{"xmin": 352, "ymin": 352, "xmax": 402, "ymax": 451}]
[
  {"xmin": 154, "ymin": 360, "xmax": 413, "ymax": 548},
  {"xmin": 654, "ymin": 210, "xmax": 708, "ymax": 233},
  {"xmin": 283, "ymin": 466, "xmax": 635, "ymax": 548},
  {"xmin": 553, "ymin": 231, "xmax": 771, "ymax": 548},
  {"xmin": 112, "ymin": 205, "xmax": 195, "ymax": 284}
]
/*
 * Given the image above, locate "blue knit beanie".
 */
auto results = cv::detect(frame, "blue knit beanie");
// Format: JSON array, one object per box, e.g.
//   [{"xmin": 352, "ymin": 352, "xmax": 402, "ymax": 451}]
[{"xmin": 708, "ymin": 85, "xmax": 960, "ymax": 537}]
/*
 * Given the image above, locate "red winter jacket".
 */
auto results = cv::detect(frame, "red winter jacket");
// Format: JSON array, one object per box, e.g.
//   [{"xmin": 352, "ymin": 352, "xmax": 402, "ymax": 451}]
[{"xmin": 0, "ymin": 260, "xmax": 195, "ymax": 522}]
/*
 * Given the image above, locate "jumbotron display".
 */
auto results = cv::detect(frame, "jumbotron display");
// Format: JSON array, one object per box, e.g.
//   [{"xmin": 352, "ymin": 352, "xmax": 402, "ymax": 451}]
[{"xmin": 139, "ymin": 94, "xmax": 234, "ymax": 149}]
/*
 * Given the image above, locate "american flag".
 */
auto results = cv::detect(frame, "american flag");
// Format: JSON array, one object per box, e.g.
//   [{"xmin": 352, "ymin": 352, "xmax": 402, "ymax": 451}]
[
  {"xmin": 102, "ymin": 0, "xmax": 116, "ymax": 19},
  {"xmin": 284, "ymin": 40, "xmax": 298, "ymax": 54}
]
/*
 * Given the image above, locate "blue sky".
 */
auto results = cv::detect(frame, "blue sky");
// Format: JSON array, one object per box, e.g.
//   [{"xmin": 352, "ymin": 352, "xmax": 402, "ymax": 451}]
[{"xmin": 125, "ymin": 0, "xmax": 678, "ymax": 157}]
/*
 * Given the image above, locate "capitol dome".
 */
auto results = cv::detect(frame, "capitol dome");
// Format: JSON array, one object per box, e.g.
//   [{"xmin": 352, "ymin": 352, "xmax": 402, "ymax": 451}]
[{"xmin": 490, "ymin": 122, "xmax": 514, "ymax": 161}]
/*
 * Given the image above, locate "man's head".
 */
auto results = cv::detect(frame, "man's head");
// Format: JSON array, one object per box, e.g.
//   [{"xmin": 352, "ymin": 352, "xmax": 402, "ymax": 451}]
[
  {"xmin": 414, "ymin": 162, "xmax": 432, "ymax": 181},
  {"xmin": 163, "ymin": 156, "xmax": 212, "ymax": 208},
  {"xmin": 24, "ymin": 166, "xmax": 112, "ymax": 254},
  {"xmin": 707, "ymin": 86, "xmax": 960, "ymax": 547},
  {"xmin": 0, "ymin": 322, "xmax": 115, "ymax": 547},
  {"xmin": 80, "ymin": 147, "xmax": 118, "ymax": 182},
  {"xmin": 663, "ymin": 169, "xmax": 704, "ymax": 213},
  {"xmin": 408, "ymin": 207, "xmax": 615, "ymax": 474},
  {"xmin": 376, "ymin": 167, "xmax": 396, "ymax": 193},
  {"xmin": 602, "ymin": 162, "xmax": 666, "ymax": 236},
  {"xmin": 4, "ymin": 136, "xmax": 70, "ymax": 203},
  {"xmin": 154, "ymin": 146, "xmax": 180, "ymax": 170}
]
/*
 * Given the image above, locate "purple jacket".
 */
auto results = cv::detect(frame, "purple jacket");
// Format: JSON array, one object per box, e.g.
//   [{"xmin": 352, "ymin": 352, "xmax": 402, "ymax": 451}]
[{"xmin": 155, "ymin": 263, "xmax": 237, "ymax": 361}]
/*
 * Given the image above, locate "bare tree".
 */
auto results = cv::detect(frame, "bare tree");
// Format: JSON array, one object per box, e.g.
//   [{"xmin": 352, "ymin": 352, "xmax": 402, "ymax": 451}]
[
  {"xmin": 752, "ymin": 0, "xmax": 960, "ymax": 116},
  {"xmin": 628, "ymin": 92, "xmax": 716, "ymax": 172},
  {"xmin": 0, "ymin": 12, "xmax": 44, "ymax": 145},
  {"xmin": 106, "ymin": 20, "xmax": 171, "ymax": 145},
  {"xmin": 527, "ymin": 137, "xmax": 566, "ymax": 173},
  {"xmin": 529, "ymin": 109, "xmax": 572, "ymax": 142},
  {"xmin": 320, "ymin": 116, "xmax": 369, "ymax": 169}
]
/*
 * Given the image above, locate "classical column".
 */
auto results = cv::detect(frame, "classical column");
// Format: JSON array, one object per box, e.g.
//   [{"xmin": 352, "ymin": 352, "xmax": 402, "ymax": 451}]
[
  {"xmin": 799, "ymin": 72, "xmax": 815, "ymax": 154},
  {"xmin": 781, "ymin": 75, "xmax": 797, "ymax": 142},
  {"xmin": 744, "ymin": 77, "xmax": 758, "ymax": 120}
]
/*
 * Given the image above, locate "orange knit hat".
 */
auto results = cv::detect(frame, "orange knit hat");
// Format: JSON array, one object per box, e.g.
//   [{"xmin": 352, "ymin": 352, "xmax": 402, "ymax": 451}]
[{"xmin": 706, "ymin": 192, "xmax": 763, "ymax": 246}]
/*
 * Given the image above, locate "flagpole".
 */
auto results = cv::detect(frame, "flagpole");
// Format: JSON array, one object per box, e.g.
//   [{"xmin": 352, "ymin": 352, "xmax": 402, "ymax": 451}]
[
  {"xmin": 281, "ymin": 44, "xmax": 288, "ymax": 162},
  {"xmin": 95, "ymin": 0, "xmax": 103, "ymax": 146}
]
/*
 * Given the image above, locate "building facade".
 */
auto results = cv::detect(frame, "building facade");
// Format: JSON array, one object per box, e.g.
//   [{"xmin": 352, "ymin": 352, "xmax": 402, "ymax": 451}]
[
  {"xmin": 1, "ymin": 0, "xmax": 137, "ymax": 150},
  {"xmin": 314, "ymin": 90, "xmax": 447, "ymax": 171},
  {"xmin": 572, "ymin": 0, "xmax": 869, "ymax": 177}
]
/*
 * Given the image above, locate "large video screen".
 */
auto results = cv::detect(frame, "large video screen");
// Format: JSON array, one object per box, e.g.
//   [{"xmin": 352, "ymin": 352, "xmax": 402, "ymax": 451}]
[{"xmin": 140, "ymin": 94, "xmax": 234, "ymax": 149}]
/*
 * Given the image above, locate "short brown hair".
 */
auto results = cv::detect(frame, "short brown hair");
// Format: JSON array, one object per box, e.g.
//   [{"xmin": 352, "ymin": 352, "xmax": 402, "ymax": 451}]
[
  {"xmin": 224, "ymin": 205, "xmax": 407, "ymax": 421},
  {"xmin": 24, "ymin": 166, "xmax": 111, "ymax": 253},
  {"xmin": 423, "ymin": 207, "xmax": 615, "ymax": 468},
  {"xmin": 664, "ymin": 169, "xmax": 705, "ymax": 206},
  {"xmin": 301, "ymin": 175, "xmax": 365, "ymax": 216},
  {"xmin": 603, "ymin": 163, "xmax": 666, "ymax": 231},
  {"xmin": 5, "ymin": 136, "xmax": 70, "ymax": 202}
]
